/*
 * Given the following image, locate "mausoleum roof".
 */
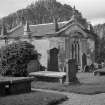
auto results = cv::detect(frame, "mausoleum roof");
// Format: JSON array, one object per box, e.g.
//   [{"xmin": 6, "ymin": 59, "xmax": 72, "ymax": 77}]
[
  {"xmin": 7, "ymin": 21, "xmax": 67, "ymax": 38},
  {"xmin": 5, "ymin": 16, "xmax": 96, "ymax": 40}
]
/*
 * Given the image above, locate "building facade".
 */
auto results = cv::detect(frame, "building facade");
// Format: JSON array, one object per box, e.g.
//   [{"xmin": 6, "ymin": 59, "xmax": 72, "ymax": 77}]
[{"xmin": 0, "ymin": 8, "xmax": 97, "ymax": 71}]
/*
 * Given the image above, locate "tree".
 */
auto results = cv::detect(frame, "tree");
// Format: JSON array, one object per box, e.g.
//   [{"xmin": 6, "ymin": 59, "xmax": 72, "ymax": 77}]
[
  {"xmin": 0, "ymin": 41, "xmax": 39, "ymax": 76},
  {"xmin": 0, "ymin": 0, "xmax": 88, "ymax": 29},
  {"xmin": 96, "ymin": 38, "xmax": 105, "ymax": 63}
]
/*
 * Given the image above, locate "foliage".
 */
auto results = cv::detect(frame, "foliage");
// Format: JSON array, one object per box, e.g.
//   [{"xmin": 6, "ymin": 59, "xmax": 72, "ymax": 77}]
[
  {"xmin": 94, "ymin": 24, "xmax": 105, "ymax": 62},
  {"xmin": 0, "ymin": 41, "xmax": 39, "ymax": 76},
  {"xmin": 0, "ymin": 0, "xmax": 87, "ymax": 30},
  {"xmin": 93, "ymin": 23, "xmax": 105, "ymax": 63},
  {"xmin": 95, "ymin": 38, "xmax": 105, "ymax": 63},
  {"xmin": 94, "ymin": 23, "xmax": 105, "ymax": 39}
]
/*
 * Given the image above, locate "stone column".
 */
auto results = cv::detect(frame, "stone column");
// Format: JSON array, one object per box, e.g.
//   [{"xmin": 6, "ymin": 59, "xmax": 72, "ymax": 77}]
[
  {"xmin": 77, "ymin": 42, "xmax": 80, "ymax": 64},
  {"xmin": 72, "ymin": 44, "xmax": 74, "ymax": 59},
  {"xmin": 79, "ymin": 39, "xmax": 83, "ymax": 70},
  {"xmin": 76, "ymin": 41, "xmax": 80, "ymax": 65},
  {"xmin": 47, "ymin": 50, "xmax": 50, "ymax": 71},
  {"xmin": 74, "ymin": 41, "xmax": 77, "ymax": 63}
]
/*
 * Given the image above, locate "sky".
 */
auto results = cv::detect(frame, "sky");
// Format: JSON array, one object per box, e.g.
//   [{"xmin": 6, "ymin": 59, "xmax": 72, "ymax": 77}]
[{"xmin": 0, "ymin": 0, "xmax": 105, "ymax": 25}]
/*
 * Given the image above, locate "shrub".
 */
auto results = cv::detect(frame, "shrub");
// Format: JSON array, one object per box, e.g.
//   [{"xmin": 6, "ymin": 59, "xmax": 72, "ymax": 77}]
[{"xmin": 0, "ymin": 41, "xmax": 39, "ymax": 76}]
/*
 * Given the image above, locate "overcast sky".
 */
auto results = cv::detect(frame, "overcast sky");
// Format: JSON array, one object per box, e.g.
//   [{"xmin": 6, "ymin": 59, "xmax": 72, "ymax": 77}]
[{"xmin": 0, "ymin": 0, "xmax": 105, "ymax": 25}]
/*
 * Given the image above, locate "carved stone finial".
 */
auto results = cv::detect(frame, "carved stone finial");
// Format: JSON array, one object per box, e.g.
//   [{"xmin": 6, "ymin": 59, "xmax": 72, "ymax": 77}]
[
  {"xmin": 73, "ymin": 5, "xmax": 76, "ymax": 15},
  {"xmin": 71, "ymin": 5, "xmax": 77, "ymax": 21}
]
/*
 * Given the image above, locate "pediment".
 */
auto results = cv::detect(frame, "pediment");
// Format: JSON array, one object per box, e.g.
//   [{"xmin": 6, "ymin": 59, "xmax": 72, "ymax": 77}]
[{"xmin": 63, "ymin": 23, "xmax": 88, "ymax": 38}]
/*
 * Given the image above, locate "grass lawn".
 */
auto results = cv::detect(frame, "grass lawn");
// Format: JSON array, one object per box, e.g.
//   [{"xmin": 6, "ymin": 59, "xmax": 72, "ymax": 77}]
[
  {"xmin": 0, "ymin": 91, "xmax": 67, "ymax": 105},
  {"xmin": 32, "ymin": 72, "xmax": 105, "ymax": 95}
]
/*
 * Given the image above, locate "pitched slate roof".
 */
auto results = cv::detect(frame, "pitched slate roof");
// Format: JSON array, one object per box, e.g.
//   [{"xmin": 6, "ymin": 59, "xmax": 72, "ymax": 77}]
[
  {"xmin": 29, "ymin": 21, "xmax": 67, "ymax": 36},
  {"xmin": 0, "ymin": 4, "xmax": 96, "ymax": 40},
  {"xmin": 3, "ymin": 14, "xmax": 96, "ymax": 40},
  {"xmin": 7, "ymin": 21, "xmax": 67, "ymax": 38},
  {"xmin": 8, "ymin": 23, "xmax": 24, "ymax": 38}
]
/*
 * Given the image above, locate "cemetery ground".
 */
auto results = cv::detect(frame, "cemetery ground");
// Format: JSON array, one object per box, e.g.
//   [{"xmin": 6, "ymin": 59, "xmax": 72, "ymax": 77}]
[
  {"xmin": 1, "ymin": 72, "xmax": 105, "ymax": 105},
  {"xmin": 0, "ymin": 91, "xmax": 67, "ymax": 105},
  {"xmin": 32, "ymin": 72, "xmax": 105, "ymax": 95}
]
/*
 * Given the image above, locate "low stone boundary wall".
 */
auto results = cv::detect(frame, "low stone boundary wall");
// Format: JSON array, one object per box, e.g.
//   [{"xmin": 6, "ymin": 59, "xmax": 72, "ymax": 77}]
[{"xmin": 0, "ymin": 77, "xmax": 34, "ymax": 96}]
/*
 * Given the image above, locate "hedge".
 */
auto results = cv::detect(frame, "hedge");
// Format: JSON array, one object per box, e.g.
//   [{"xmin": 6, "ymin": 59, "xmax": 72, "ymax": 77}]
[{"xmin": 0, "ymin": 41, "xmax": 39, "ymax": 76}]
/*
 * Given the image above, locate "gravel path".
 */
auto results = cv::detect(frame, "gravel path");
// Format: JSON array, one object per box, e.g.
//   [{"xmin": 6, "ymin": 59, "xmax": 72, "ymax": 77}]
[
  {"xmin": 32, "ymin": 88, "xmax": 105, "ymax": 105},
  {"xmin": 59, "ymin": 93, "xmax": 105, "ymax": 105}
]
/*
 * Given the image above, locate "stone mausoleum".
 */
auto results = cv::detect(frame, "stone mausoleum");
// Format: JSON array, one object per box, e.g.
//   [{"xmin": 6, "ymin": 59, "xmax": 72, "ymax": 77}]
[{"xmin": 0, "ymin": 6, "xmax": 97, "ymax": 71}]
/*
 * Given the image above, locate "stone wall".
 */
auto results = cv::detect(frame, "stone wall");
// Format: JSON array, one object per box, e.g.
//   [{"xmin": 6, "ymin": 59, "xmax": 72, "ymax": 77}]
[
  {"xmin": 49, "ymin": 37, "xmax": 66, "ymax": 71},
  {"xmin": 31, "ymin": 39, "xmax": 50, "ymax": 67}
]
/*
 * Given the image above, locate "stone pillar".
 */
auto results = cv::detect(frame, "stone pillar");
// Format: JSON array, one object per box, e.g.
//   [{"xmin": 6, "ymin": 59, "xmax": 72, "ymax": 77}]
[
  {"xmin": 65, "ymin": 59, "xmax": 78, "ymax": 84},
  {"xmin": 74, "ymin": 41, "xmax": 78, "ymax": 63},
  {"xmin": 79, "ymin": 39, "xmax": 83, "ymax": 70},
  {"xmin": 75, "ymin": 41, "xmax": 80, "ymax": 65},
  {"xmin": 47, "ymin": 48, "xmax": 59, "ymax": 72},
  {"xmin": 47, "ymin": 50, "xmax": 50, "ymax": 71},
  {"xmin": 72, "ymin": 44, "xmax": 74, "ymax": 59}
]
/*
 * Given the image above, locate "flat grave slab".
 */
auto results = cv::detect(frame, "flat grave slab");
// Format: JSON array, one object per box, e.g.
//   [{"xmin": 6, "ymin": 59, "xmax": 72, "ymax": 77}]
[
  {"xmin": 94, "ymin": 68, "xmax": 105, "ymax": 76},
  {"xmin": 29, "ymin": 71, "xmax": 66, "ymax": 84}
]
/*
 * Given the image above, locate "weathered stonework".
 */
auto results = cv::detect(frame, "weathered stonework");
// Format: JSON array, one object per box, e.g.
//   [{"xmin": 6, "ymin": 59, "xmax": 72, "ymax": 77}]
[{"xmin": 0, "ymin": 11, "xmax": 96, "ymax": 72}]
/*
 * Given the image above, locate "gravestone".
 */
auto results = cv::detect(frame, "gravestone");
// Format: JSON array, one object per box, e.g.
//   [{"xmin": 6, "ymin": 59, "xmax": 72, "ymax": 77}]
[
  {"xmin": 47, "ymin": 48, "xmax": 59, "ymax": 72},
  {"xmin": 65, "ymin": 59, "xmax": 78, "ymax": 84},
  {"xmin": 27, "ymin": 60, "xmax": 40, "ymax": 73}
]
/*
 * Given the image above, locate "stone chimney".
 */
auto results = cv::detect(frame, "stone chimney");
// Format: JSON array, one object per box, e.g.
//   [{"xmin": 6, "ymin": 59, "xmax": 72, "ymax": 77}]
[
  {"xmin": 24, "ymin": 21, "xmax": 31, "ymax": 36},
  {"xmin": 20, "ymin": 10, "xmax": 26, "ymax": 25}
]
